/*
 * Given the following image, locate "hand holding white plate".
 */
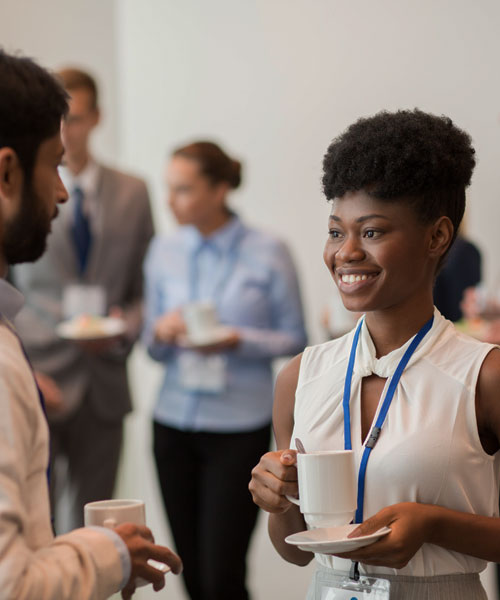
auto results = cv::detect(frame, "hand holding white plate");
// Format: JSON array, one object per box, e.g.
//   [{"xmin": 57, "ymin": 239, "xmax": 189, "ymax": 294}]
[
  {"xmin": 56, "ymin": 315, "xmax": 127, "ymax": 340},
  {"xmin": 285, "ymin": 524, "xmax": 391, "ymax": 554},
  {"xmin": 177, "ymin": 325, "xmax": 236, "ymax": 348}
]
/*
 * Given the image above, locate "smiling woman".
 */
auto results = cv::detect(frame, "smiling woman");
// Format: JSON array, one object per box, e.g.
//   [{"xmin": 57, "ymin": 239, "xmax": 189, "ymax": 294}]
[{"xmin": 248, "ymin": 109, "xmax": 500, "ymax": 600}]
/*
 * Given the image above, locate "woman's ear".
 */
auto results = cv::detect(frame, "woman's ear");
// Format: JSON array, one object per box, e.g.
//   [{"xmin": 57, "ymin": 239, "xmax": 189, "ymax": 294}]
[
  {"xmin": 214, "ymin": 181, "xmax": 230, "ymax": 205},
  {"xmin": 429, "ymin": 216, "xmax": 454, "ymax": 259},
  {"xmin": 0, "ymin": 147, "xmax": 23, "ymax": 217}
]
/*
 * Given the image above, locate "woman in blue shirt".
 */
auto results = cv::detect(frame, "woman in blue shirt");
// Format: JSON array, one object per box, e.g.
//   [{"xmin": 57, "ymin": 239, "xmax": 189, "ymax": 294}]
[{"xmin": 143, "ymin": 141, "xmax": 307, "ymax": 600}]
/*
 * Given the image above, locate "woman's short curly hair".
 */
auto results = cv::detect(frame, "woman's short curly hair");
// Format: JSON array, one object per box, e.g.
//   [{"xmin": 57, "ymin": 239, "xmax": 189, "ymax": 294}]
[{"xmin": 322, "ymin": 109, "xmax": 476, "ymax": 244}]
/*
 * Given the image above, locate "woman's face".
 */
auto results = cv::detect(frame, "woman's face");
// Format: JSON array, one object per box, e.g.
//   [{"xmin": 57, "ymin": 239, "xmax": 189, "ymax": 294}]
[
  {"xmin": 165, "ymin": 156, "xmax": 226, "ymax": 228},
  {"xmin": 323, "ymin": 190, "xmax": 440, "ymax": 315}
]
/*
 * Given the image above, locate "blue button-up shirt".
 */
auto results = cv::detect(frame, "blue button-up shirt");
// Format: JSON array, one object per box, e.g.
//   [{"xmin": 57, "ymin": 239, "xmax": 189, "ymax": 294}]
[{"xmin": 142, "ymin": 216, "xmax": 307, "ymax": 432}]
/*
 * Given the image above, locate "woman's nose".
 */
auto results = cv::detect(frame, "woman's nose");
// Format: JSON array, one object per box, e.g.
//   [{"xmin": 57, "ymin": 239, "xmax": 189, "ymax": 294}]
[{"xmin": 336, "ymin": 235, "xmax": 365, "ymax": 262}]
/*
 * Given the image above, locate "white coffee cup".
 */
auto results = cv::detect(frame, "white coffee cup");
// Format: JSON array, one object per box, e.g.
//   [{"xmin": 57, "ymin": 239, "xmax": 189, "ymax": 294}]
[
  {"xmin": 84, "ymin": 498, "xmax": 146, "ymax": 529},
  {"xmin": 182, "ymin": 301, "xmax": 219, "ymax": 343},
  {"xmin": 84, "ymin": 499, "xmax": 169, "ymax": 584},
  {"xmin": 287, "ymin": 450, "xmax": 357, "ymax": 528}
]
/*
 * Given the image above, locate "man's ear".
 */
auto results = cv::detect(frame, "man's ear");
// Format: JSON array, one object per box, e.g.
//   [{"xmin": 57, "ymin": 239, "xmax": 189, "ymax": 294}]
[
  {"xmin": 0, "ymin": 147, "xmax": 23, "ymax": 218},
  {"xmin": 429, "ymin": 216, "xmax": 454, "ymax": 259}
]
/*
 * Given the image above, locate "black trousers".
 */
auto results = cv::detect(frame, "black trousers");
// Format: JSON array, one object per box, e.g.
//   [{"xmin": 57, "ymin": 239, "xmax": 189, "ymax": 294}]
[
  {"xmin": 153, "ymin": 421, "xmax": 271, "ymax": 600},
  {"xmin": 49, "ymin": 397, "xmax": 123, "ymax": 532}
]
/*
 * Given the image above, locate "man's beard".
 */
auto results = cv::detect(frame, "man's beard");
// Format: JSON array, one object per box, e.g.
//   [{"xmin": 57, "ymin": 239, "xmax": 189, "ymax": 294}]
[{"xmin": 3, "ymin": 181, "xmax": 54, "ymax": 265}]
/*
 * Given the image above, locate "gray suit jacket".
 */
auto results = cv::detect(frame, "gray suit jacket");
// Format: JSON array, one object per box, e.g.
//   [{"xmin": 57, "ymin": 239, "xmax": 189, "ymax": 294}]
[{"xmin": 12, "ymin": 165, "xmax": 154, "ymax": 422}]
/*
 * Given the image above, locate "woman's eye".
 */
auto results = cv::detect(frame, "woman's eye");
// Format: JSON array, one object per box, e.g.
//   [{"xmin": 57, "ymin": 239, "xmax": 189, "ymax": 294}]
[
  {"xmin": 328, "ymin": 229, "xmax": 342, "ymax": 239},
  {"xmin": 364, "ymin": 229, "xmax": 380, "ymax": 239}
]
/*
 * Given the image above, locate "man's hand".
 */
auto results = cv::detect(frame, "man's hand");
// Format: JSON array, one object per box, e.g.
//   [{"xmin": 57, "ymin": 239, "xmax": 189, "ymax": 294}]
[
  {"xmin": 35, "ymin": 372, "xmax": 63, "ymax": 414},
  {"xmin": 114, "ymin": 523, "xmax": 182, "ymax": 599}
]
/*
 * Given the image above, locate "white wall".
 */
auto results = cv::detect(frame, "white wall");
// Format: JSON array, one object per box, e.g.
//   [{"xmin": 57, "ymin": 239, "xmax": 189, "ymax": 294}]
[
  {"xmin": 0, "ymin": 0, "xmax": 119, "ymax": 165},
  {"xmin": 1, "ymin": 1, "xmax": 500, "ymax": 598},
  {"xmin": 117, "ymin": 0, "xmax": 500, "ymax": 333}
]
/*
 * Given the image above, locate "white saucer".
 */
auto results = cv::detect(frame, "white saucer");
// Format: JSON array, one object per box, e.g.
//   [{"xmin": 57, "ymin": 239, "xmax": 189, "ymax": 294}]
[
  {"xmin": 178, "ymin": 326, "xmax": 234, "ymax": 348},
  {"xmin": 285, "ymin": 524, "xmax": 391, "ymax": 554},
  {"xmin": 56, "ymin": 316, "xmax": 126, "ymax": 340}
]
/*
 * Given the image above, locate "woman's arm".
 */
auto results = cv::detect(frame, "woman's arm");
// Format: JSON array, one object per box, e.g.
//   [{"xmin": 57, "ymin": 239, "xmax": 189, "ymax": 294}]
[
  {"xmin": 141, "ymin": 240, "xmax": 179, "ymax": 362},
  {"xmin": 337, "ymin": 347, "xmax": 500, "ymax": 568},
  {"xmin": 249, "ymin": 353, "xmax": 312, "ymax": 566}
]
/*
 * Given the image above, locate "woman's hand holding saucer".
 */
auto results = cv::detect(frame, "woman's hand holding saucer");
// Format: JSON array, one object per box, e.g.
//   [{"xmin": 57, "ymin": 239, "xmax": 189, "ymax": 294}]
[
  {"xmin": 249, "ymin": 449, "xmax": 299, "ymax": 513},
  {"xmin": 154, "ymin": 309, "xmax": 186, "ymax": 344},
  {"xmin": 335, "ymin": 502, "xmax": 434, "ymax": 569}
]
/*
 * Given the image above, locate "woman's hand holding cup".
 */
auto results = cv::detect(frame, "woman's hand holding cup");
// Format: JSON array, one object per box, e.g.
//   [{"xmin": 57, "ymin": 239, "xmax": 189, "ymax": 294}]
[{"xmin": 249, "ymin": 449, "xmax": 299, "ymax": 513}]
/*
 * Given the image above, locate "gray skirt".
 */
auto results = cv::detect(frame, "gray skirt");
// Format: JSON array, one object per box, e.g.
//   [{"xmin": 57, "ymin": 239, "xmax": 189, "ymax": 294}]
[{"xmin": 306, "ymin": 567, "xmax": 488, "ymax": 600}]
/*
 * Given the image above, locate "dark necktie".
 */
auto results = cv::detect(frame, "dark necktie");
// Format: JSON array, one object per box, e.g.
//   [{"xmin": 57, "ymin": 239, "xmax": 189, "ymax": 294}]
[{"xmin": 71, "ymin": 186, "xmax": 92, "ymax": 274}]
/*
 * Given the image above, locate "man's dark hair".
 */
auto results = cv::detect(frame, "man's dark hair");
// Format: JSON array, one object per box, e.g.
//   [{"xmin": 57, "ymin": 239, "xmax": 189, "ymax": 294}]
[
  {"xmin": 0, "ymin": 49, "xmax": 68, "ymax": 178},
  {"xmin": 322, "ymin": 109, "xmax": 476, "ymax": 248}
]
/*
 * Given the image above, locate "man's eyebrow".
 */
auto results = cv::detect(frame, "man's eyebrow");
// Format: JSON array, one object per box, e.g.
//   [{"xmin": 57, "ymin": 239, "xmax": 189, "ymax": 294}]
[{"xmin": 328, "ymin": 213, "xmax": 390, "ymax": 223}]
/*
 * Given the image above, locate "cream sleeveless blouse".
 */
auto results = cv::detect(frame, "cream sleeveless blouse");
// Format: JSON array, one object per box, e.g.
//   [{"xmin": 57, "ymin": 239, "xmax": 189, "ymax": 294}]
[{"xmin": 292, "ymin": 308, "xmax": 500, "ymax": 577}]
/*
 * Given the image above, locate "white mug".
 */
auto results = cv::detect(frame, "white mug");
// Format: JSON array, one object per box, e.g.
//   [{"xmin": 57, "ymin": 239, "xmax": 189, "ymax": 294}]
[
  {"xmin": 182, "ymin": 301, "xmax": 219, "ymax": 343},
  {"xmin": 287, "ymin": 450, "xmax": 357, "ymax": 528},
  {"xmin": 84, "ymin": 498, "xmax": 146, "ymax": 529},
  {"xmin": 84, "ymin": 499, "xmax": 169, "ymax": 584}
]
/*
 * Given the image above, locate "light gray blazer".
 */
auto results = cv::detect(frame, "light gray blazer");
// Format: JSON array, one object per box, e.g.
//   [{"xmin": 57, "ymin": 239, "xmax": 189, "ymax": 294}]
[{"xmin": 12, "ymin": 165, "xmax": 154, "ymax": 422}]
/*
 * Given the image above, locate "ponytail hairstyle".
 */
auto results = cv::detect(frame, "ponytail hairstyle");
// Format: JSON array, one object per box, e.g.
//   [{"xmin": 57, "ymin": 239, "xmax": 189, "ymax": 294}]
[{"xmin": 172, "ymin": 141, "xmax": 242, "ymax": 189}]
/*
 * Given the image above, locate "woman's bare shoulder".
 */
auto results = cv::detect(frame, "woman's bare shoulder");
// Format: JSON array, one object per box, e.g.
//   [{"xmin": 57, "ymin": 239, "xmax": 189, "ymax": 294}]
[{"xmin": 273, "ymin": 353, "xmax": 303, "ymax": 450}]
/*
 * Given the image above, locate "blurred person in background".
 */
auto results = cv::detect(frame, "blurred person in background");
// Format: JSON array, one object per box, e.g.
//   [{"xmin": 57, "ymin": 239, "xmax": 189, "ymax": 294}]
[
  {"xmin": 0, "ymin": 48, "xmax": 181, "ymax": 600},
  {"xmin": 12, "ymin": 67, "xmax": 154, "ymax": 532},
  {"xmin": 143, "ymin": 140, "xmax": 307, "ymax": 600},
  {"xmin": 433, "ymin": 225, "xmax": 481, "ymax": 322}
]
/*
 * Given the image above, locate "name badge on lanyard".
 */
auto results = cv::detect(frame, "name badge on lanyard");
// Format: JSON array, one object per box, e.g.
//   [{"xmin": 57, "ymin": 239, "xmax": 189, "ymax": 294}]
[
  {"xmin": 314, "ymin": 570, "xmax": 390, "ymax": 599},
  {"xmin": 313, "ymin": 314, "xmax": 434, "ymax": 600},
  {"xmin": 178, "ymin": 351, "xmax": 227, "ymax": 393}
]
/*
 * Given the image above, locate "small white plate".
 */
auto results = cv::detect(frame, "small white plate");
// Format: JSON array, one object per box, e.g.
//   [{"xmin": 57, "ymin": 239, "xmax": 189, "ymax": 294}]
[
  {"xmin": 56, "ymin": 316, "xmax": 126, "ymax": 340},
  {"xmin": 177, "ymin": 326, "xmax": 234, "ymax": 348},
  {"xmin": 285, "ymin": 524, "xmax": 391, "ymax": 554}
]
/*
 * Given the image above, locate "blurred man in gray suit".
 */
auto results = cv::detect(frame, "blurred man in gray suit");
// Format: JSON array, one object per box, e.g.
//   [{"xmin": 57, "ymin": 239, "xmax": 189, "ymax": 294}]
[{"xmin": 12, "ymin": 68, "xmax": 154, "ymax": 532}]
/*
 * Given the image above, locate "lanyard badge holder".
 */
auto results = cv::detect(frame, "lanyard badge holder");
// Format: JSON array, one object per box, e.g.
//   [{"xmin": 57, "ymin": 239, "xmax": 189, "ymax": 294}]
[{"xmin": 314, "ymin": 315, "xmax": 433, "ymax": 600}]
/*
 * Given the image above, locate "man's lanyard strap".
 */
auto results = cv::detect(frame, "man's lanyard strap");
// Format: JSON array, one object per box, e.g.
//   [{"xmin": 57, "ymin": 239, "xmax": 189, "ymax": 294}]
[{"xmin": 343, "ymin": 315, "xmax": 434, "ymax": 524}]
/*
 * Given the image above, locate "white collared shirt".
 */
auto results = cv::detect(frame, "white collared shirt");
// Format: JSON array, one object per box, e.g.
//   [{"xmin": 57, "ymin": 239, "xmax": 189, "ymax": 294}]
[
  {"xmin": 0, "ymin": 277, "xmax": 131, "ymax": 597},
  {"xmin": 59, "ymin": 160, "xmax": 100, "ymax": 226}
]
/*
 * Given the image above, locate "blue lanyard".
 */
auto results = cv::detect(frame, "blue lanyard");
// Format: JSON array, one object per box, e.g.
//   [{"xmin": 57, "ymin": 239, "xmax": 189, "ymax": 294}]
[{"xmin": 343, "ymin": 315, "xmax": 434, "ymax": 524}]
